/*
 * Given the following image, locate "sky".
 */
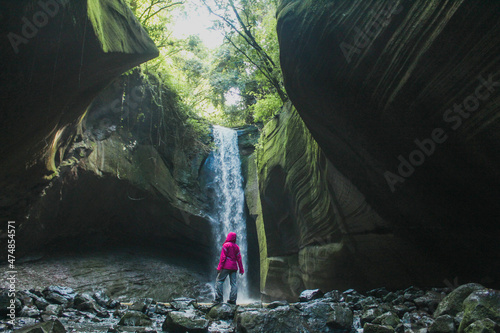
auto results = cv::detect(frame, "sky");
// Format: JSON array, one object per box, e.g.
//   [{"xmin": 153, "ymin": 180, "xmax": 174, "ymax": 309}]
[{"xmin": 170, "ymin": 0, "xmax": 224, "ymax": 49}]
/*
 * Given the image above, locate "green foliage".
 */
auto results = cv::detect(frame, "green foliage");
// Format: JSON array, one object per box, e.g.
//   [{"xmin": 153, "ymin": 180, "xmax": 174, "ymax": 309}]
[
  {"xmin": 127, "ymin": 0, "xmax": 286, "ymax": 128},
  {"xmin": 251, "ymin": 92, "xmax": 282, "ymax": 123}
]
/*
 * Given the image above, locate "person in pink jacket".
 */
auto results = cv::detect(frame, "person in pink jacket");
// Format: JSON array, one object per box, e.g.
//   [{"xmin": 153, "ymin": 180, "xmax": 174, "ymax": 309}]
[{"xmin": 214, "ymin": 232, "xmax": 244, "ymax": 305}]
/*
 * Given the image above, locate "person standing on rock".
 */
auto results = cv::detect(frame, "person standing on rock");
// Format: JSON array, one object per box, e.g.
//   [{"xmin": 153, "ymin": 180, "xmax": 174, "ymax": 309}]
[{"xmin": 214, "ymin": 232, "xmax": 244, "ymax": 305}]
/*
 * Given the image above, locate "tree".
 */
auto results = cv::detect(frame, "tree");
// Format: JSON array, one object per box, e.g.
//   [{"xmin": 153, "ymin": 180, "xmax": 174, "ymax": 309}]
[{"xmin": 200, "ymin": 0, "xmax": 287, "ymax": 103}]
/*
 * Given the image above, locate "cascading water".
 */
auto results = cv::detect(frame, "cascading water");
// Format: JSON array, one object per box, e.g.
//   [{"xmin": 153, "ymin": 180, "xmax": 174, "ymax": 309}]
[{"xmin": 211, "ymin": 125, "xmax": 250, "ymax": 301}]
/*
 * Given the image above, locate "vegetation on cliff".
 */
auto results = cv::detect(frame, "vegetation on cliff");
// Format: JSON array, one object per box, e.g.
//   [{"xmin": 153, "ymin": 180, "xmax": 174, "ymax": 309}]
[{"xmin": 126, "ymin": 0, "xmax": 286, "ymax": 127}]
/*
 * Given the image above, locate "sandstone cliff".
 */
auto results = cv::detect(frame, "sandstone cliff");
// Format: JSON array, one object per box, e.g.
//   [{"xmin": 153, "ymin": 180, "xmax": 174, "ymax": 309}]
[
  {"xmin": 248, "ymin": 104, "xmax": 459, "ymax": 300},
  {"xmin": 276, "ymin": 0, "xmax": 500, "ymax": 291},
  {"xmin": 0, "ymin": 0, "xmax": 158, "ymax": 242}
]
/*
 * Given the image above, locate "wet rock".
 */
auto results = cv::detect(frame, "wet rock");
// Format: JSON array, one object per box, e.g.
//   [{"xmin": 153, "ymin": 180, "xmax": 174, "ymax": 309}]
[
  {"xmin": 73, "ymin": 293, "xmax": 94, "ymax": 306},
  {"xmin": 429, "ymin": 315, "xmax": 456, "ymax": 333},
  {"xmin": 118, "ymin": 311, "xmax": 152, "ymax": 327},
  {"xmin": 34, "ymin": 296, "xmax": 50, "ymax": 311},
  {"xmin": 93, "ymin": 290, "xmax": 119, "ymax": 309},
  {"xmin": 170, "ymin": 297, "xmax": 199, "ymax": 311},
  {"xmin": 44, "ymin": 304, "xmax": 63, "ymax": 317},
  {"xmin": 74, "ymin": 293, "xmax": 107, "ymax": 316},
  {"xmin": 343, "ymin": 289, "xmax": 362, "ymax": 303},
  {"xmin": 361, "ymin": 308, "xmax": 384, "ymax": 325},
  {"xmin": 41, "ymin": 314, "xmax": 59, "ymax": 322},
  {"xmin": 265, "ymin": 305, "xmax": 305, "ymax": 332},
  {"xmin": 324, "ymin": 290, "xmax": 342, "ymax": 302},
  {"xmin": 393, "ymin": 304, "xmax": 410, "ymax": 318},
  {"xmin": 266, "ymin": 301, "xmax": 288, "ymax": 309},
  {"xmin": 207, "ymin": 303, "xmax": 237, "ymax": 320},
  {"xmin": 415, "ymin": 291, "xmax": 444, "ymax": 313},
  {"xmin": 19, "ymin": 306, "xmax": 40, "ymax": 318},
  {"xmin": 151, "ymin": 303, "xmax": 170, "ymax": 315},
  {"xmin": 15, "ymin": 319, "xmax": 66, "ymax": 333},
  {"xmin": 404, "ymin": 287, "xmax": 425, "ymax": 302},
  {"xmin": 162, "ymin": 310, "xmax": 209, "ymax": 332},
  {"xmin": 464, "ymin": 319, "xmax": 499, "ymax": 333},
  {"xmin": 402, "ymin": 311, "xmax": 435, "ymax": 332},
  {"xmin": 302, "ymin": 301, "xmax": 334, "ymax": 332},
  {"xmin": 234, "ymin": 309, "xmax": 267, "ymax": 333},
  {"xmin": 299, "ymin": 289, "xmax": 324, "ymax": 302},
  {"xmin": 17, "ymin": 291, "xmax": 35, "ymax": 307},
  {"xmin": 459, "ymin": 289, "xmax": 500, "ymax": 333},
  {"xmin": 129, "ymin": 300, "xmax": 148, "ymax": 312},
  {"xmin": 383, "ymin": 292, "xmax": 399, "ymax": 303},
  {"xmin": 435, "ymin": 284, "xmax": 486, "ymax": 317},
  {"xmin": 358, "ymin": 296, "xmax": 380, "ymax": 310},
  {"xmin": 326, "ymin": 304, "xmax": 353, "ymax": 330},
  {"xmin": 373, "ymin": 312, "xmax": 401, "ymax": 327},
  {"xmin": 364, "ymin": 323, "xmax": 395, "ymax": 333},
  {"xmin": 42, "ymin": 286, "xmax": 77, "ymax": 306}
]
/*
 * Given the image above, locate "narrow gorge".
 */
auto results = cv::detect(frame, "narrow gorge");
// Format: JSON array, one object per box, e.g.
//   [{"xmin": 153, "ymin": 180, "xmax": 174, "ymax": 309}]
[{"xmin": 0, "ymin": 0, "xmax": 499, "ymax": 332}]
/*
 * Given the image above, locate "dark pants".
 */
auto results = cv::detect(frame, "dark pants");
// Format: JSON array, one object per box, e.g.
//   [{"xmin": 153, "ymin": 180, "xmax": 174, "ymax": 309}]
[{"xmin": 215, "ymin": 269, "xmax": 237, "ymax": 303}]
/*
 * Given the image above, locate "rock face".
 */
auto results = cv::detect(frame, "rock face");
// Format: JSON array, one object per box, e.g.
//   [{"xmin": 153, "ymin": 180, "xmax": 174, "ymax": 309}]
[
  {"xmin": 0, "ymin": 0, "xmax": 158, "ymax": 251},
  {"xmin": 252, "ymin": 103, "xmax": 430, "ymax": 299},
  {"xmin": 277, "ymin": 0, "xmax": 500, "ymax": 289},
  {"xmin": 17, "ymin": 70, "xmax": 213, "ymax": 260}
]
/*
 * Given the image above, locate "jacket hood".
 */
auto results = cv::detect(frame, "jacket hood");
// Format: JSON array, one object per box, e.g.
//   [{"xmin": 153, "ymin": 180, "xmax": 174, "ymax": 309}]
[{"xmin": 225, "ymin": 232, "xmax": 237, "ymax": 243}]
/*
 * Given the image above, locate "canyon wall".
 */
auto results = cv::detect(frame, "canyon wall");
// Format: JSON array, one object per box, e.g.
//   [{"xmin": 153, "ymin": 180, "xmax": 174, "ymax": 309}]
[{"xmin": 273, "ymin": 0, "xmax": 500, "ymax": 295}]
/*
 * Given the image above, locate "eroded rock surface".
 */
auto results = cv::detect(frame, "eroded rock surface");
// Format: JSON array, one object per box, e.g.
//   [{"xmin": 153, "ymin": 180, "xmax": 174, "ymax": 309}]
[{"xmin": 276, "ymin": 0, "xmax": 500, "ymax": 290}]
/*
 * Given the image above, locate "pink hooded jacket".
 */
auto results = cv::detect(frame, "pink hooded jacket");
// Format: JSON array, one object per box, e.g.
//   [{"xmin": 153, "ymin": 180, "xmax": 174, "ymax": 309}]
[{"xmin": 217, "ymin": 232, "xmax": 244, "ymax": 273}]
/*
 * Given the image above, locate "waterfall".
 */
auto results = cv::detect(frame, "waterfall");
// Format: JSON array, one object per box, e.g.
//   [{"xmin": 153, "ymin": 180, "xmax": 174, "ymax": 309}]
[{"xmin": 211, "ymin": 125, "xmax": 249, "ymax": 301}]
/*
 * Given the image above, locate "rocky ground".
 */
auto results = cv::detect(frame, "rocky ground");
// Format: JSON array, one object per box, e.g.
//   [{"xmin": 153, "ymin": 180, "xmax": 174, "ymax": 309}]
[
  {"xmin": 0, "ymin": 283, "xmax": 499, "ymax": 332},
  {"xmin": 0, "ymin": 250, "xmax": 214, "ymax": 303}
]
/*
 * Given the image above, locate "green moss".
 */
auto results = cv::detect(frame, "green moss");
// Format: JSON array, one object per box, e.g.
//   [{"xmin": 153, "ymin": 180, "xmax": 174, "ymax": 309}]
[{"xmin": 87, "ymin": 0, "xmax": 158, "ymax": 54}]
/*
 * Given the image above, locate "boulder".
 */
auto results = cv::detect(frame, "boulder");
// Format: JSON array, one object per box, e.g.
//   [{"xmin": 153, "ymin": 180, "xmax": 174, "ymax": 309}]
[
  {"xmin": 235, "ymin": 309, "xmax": 267, "ymax": 333},
  {"xmin": 415, "ymin": 291, "xmax": 444, "ymax": 313},
  {"xmin": 19, "ymin": 306, "xmax": 40, "ymax": 318},
  {"xmin": 464, "ymin": 319, "xmax": 499, "ymax": 333},
  {"xmin": 42, "ymin": 287, "xmax": 76, "ymax": 306},
  {"xmin": 324, "ymin": 290, "xmax": 342, "ymax": 302},
  {"xmin": 170, "ymin": 298, "xmax": 199, "ymax": 311},
  {"xmin": 277, "ymin": 0, "xmax": 500, "ymax": 290},
  {"xmin": 435, "ymin": 284, "xmax": 486, "ymax": 317},
  {"xmin": 118, "ymin": 311, "xmax": 152, "ymax": 327},
  {"xmin": 429, "ymin": 315, "xmax": 456, "ymax": 333},
  {"xmin": 361, "ymin": 308, "xmax": 384, "ymax": 325},
  {"xmin": 93, "ymin": 290, "xmax": 119, "ymax": 309},
  {"xmin": 402, "ymin": 311, "xmax": 435, "ymax": 332},
  {"xmin": 162, "ymin": 310, "xmax": 209, "ymax": 332},
  {"xmin": 44, "ymin": 304, "xmax": 63, "ymax": 317},
  {"xmin": 459, "ymin": 289, "xmax": 500, "ymax": 333},
  {"xmin": 326, "ymin": 304, "xmax": 353, "ymax": 330},
  {"xmin": 373, "ymin": 312, "xmax": 401, "ymax": 328},
  {"xmin": 207, "ymin": 303, "xmax": 237, "ymax": 320},
  {"xmin": 301, "ymin": 301, "xmax": 334, "ymax": 332},
  {"xmin": 299, "ymin": 289, "xmax": 325, "ymax": 302}
]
